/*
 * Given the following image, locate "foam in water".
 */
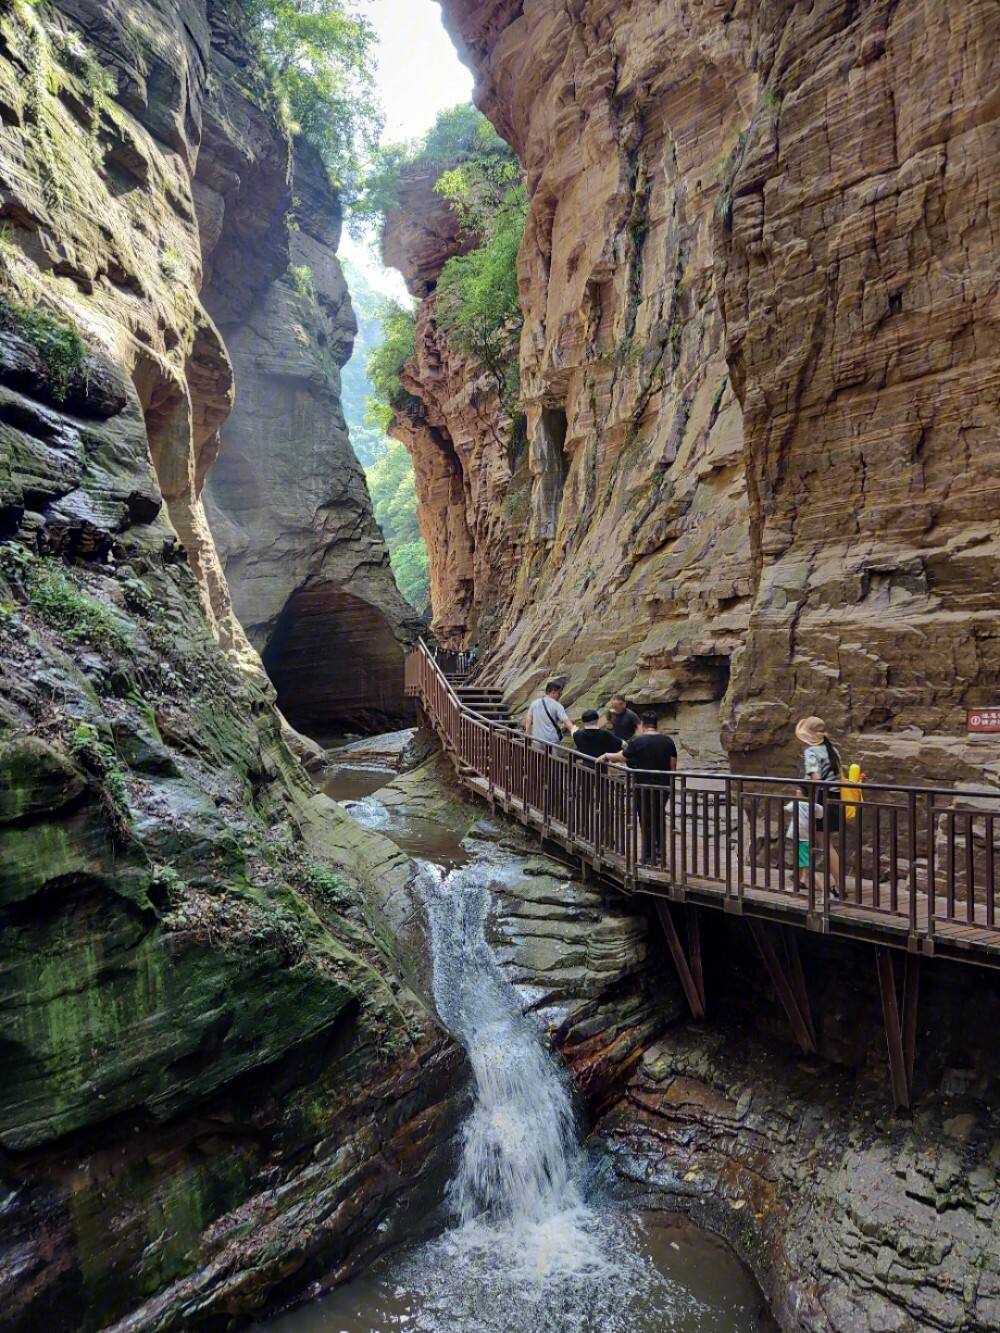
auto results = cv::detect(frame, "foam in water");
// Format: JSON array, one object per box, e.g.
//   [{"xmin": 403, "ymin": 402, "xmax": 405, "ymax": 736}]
[
  {"xmin": 260, "ymin": 856, "xmax": 771, "ymax": 1332},
  {"xmin": 403, "ymin": 862, "xmax": 704, "ymax": 1328}
]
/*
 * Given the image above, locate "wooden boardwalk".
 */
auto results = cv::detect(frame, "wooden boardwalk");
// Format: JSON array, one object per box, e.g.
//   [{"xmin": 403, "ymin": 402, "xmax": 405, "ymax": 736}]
[{"xmin": 406, "ymin": 641, "xmax": 1000, "ymax": 1106}]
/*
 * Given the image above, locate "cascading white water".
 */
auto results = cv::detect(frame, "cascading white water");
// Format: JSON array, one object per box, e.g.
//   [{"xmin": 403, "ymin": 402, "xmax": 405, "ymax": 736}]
[
  {"xmin": 419, "ymin": 862, "xmax": 581, "ymax": 1228},
  {"xmin": 261, "ymin": 852, "xmax": 772, "ymax": 1333},
  {"xmin": 401, "ymin": 860, "xmax": 706, "ymax": 1328}
]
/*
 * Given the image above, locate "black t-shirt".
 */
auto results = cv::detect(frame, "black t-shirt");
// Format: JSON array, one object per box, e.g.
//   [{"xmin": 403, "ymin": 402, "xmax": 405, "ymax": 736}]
[
  {"xmin": 609, "ymin": 707, "xmax": 640, "ymax": 740},
  {"xmin": 573, "ymin": 727, "xmax": 622, "ymax": 759},
  {"xmin": 623, "ymin": 732, "xmax": 677, "ymax": 784}
]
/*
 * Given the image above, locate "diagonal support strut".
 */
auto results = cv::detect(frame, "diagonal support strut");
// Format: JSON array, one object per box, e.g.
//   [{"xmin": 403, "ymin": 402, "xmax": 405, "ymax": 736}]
[
  {"xmin": 876, "ymin": 947, "xmax": 920, "ymax": 1111},
  {"xmin": 747, "ymin": 920, "xmax": 817, "ymax": 1055},
  {"xmin": 655, "ymin": 901, "xmax": 706, "ymax": 1020}
]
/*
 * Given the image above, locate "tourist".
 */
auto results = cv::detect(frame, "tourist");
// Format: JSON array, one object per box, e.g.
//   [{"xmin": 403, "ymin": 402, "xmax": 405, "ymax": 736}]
[
  {"xmin": 795, "ymin": 716, "xmax": 842, "ymax": 894},
  {"xmin": 525, "ymin": 680, "xmax": 572, "ymax": 746},
  {"xmin": 784, "ymin": 783, "xmax": 822, "ymax": 892},
  {"xmin": 602, "ymin": 711, "xmax": 677, "ymax": 863},
  {"xmin": 607, "ymin": 694, "xmax": 640, "ymax": 741},
  {"xmin": 572, "ymin": 710, "xmax": 622, "ymax": 761}
]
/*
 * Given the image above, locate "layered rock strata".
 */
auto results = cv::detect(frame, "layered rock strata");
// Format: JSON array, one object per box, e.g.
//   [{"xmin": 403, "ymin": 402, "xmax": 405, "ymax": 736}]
[
  {"xmin": 205, "ymin": 140, "xmax": 421, "ymax": 739},
  {"xmin": 0, "ymin": 3, "xmax": 455, "ymax": 1328},
  {"xmin": 599, "ymin": 915, "xmax": 1000, "ymax": 1332},
  {"xmin": 420, "ymin": 0, "xmax": 1000, "ymax": 783},
  {"xmin": 383, "ymin": 176, "xmax": 528, "ymax": 649}
]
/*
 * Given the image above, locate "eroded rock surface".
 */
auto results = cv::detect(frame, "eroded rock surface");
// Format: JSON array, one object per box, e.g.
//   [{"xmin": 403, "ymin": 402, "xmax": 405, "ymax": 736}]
[
  {"xmin": 205, "ymin": 140, "xmax": 420, "ymax": 738},
  {"xmin": 593, "ymin": 911, "xmax": 1000, "ymax": 1332},
  {"xmin": 418, "ymin": 0, "xmax": 1000, "ymax": 782},
  {"xmin": 0, "ymin": 3, "xmax": 455, "ymax": 1328}
]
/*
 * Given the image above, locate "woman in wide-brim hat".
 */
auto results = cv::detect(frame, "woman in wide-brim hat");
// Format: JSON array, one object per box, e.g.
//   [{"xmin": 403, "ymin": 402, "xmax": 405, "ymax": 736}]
[{"xmin": 796, "ymin": 715, "xmax": 842, "ymax": 893}]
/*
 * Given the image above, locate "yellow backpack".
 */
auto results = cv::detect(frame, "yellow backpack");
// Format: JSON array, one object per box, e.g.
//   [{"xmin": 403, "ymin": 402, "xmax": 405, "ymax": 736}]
[{"xmin": 841, "ymin": 762, "xmax": 865, "ymax": 821}]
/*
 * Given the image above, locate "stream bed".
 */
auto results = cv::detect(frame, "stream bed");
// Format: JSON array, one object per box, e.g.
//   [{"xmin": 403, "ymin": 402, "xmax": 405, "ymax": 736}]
[{"xmin": 272, "ymin": 781, "xmax": 774, "ymax": 1332}]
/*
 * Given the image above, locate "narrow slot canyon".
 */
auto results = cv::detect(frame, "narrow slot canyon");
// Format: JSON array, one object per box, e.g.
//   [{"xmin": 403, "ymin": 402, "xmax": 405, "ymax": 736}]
[{"xmin": 1, "ymin": 1, "xmax": 1000, "ymax": 1331}]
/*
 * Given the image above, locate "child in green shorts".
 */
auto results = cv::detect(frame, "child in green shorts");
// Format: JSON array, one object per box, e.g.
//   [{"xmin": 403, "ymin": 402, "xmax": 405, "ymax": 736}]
[{"xmin": 784, "ymin": 786, "xmax": 820, "ymax": 892}]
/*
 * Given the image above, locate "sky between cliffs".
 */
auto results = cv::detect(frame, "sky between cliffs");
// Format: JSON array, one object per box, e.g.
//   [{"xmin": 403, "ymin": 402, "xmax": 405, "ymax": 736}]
[{"xmin": 341, "ymin": 0, "xmax": 474, "ymax": 295}]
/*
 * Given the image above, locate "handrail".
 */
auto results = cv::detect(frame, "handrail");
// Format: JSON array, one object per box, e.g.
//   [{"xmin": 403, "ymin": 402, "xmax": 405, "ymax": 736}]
[{"xmin": 405, "ymin": 642, "xmax": 1000, "ymax": 957}]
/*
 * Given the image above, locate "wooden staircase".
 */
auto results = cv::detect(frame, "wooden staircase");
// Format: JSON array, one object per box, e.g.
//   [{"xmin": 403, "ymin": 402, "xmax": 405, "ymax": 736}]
[{"xmin": 454, "ymin": 685, "xmax": 515, "ymax": 728}]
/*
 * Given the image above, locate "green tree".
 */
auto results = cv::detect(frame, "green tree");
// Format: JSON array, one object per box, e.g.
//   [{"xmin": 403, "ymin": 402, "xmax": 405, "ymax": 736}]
[
  {"xmin": 366, "ymin": 440, "xmax": 429, "ymax": 612},
  {"xmin": 366, "ymin": 299, "xmax": 416, "ymax": 431},
  {"xmin": 242, "ymin": 0, "xmax": 380, "ymax": 203}
]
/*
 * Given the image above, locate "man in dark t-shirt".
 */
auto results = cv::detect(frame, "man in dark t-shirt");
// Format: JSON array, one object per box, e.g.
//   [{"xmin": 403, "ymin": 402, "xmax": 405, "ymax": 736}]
[
  {"xmin": 602, "ymin": 711, "xmax": 677, "ymax": 864},
  {"xmin": 607, "ymin": 695, "xmax": 640, "ymax": 741},
  {"xmin": 573, "ymin": 710, "xmax": 622, "ymax": 761}
]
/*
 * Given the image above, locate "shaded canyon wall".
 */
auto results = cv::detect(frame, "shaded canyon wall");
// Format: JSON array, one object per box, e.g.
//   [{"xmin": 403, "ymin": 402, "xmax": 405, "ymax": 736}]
[
  {"xmin": 407, "ymin": 0, "xmax": 1000, "ymax": 782},
  {"xmin": 0, "ymin": 2, "xmax": 457, "ymax": 1328},
  {"xmin": 205, "ymin": 139, "xmax": 421, "ymax": 739}
]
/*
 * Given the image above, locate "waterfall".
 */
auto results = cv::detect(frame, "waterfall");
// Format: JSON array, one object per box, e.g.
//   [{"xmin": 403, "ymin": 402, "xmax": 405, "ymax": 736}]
[
  {"xmin": 260, "ymin": 853, "xmax": 771, "ymax": 1332},
  {"xmin": 405, "ymin": 861, "xmax": 690, "ymax": 1327},
  {"xmin": 419, "ymin": 863, "xmax": 582, "ymax": 1227}
]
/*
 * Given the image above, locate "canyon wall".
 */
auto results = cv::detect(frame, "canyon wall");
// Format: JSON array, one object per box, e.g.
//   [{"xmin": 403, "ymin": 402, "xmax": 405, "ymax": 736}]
[
  {"xmin": 417, "ymin": 0, "xmax": 1000, "ymax": 782},
  {"xmin": 383, "ymin": 170, "xmax": 528, "ymax": 649},
  {"xmin": 0, "ymin": 3, "xmax": 454, "ymax": 1328},
  {"xmin": 205, "ymin": 139, "xmax": 421, "ymax": 739}
]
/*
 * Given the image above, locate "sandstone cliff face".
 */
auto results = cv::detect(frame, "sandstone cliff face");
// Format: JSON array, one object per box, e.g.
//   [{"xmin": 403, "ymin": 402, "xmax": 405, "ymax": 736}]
[
  {"xmin": 0, "ymin": 3, "xmax": 455, "ymax": 1327},
  {"xmin": 424, "ymin": 0, "xmax": 1000, "ymax": 782},
  {"xmin": 205, "ymin": 139, "xmax": 421, "ymax": 739},
  {"xmin": 382, "ymin": 175, "xmax": 527, "ymax": 649}
]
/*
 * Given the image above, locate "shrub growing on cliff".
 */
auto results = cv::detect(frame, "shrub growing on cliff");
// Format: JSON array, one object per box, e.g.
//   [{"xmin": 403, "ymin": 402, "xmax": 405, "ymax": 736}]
[
  {"xmin": 287, "ymin": 262, "xmax": 316, "ymax": 298},
  {"xmin": 366, "ymin": 300, "xmax": 416, "ymax": 431},
  {"xmin": 21, "ymin": 556, "xmax": 133, "ymax": 654},
  {"xmin": 242, "ymin": 0, "xmax": 380, "ymax": 204},
  {"xmin": 435, "ymin": 182, "xmax": 526, "ymax": 413}
]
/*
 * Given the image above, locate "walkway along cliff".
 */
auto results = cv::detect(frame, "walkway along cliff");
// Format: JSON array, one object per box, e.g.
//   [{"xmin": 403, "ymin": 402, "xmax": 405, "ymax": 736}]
[{"xmin": 388, "ymin": 0, "xmax": 1000, "ymax": 786}]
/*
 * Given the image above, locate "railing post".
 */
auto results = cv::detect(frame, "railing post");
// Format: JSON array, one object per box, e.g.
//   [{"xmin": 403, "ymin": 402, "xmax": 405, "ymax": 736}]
[
  {"xmin": 724, "ymin": 776, "xmax": 733, "ymax": 900},
  {"xmin": 625, "ymin": 769, "xmax": 635, "ymax": 881},
  {"xmin": 567, "ymin": 752, "xmax": 577, "ymax": 842},
  {"xmin": 926, "ymin": 793, "xmax": 936, "ymax": 940},
  {"xmin": 908, "ymin": 791, "xmax": 918, "ymax": 939},
  {"xmin": 735, "ymin": 778, "xmax": 744, "ymax": 905},
  {"xmin": 679, "ymin": 774, "xmax": 688, "ymax": 887}
]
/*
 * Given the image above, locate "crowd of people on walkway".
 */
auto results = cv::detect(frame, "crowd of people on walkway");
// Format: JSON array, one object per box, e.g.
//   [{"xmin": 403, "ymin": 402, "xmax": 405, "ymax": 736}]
[{"xmin": 524, "ymin": 680, "xmax": 849, "ymax": 885}]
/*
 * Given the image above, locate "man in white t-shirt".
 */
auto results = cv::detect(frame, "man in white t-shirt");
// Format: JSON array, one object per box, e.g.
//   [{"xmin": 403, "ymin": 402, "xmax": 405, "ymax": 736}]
[{"xmin": 525, "ymin": 681, "xmax": 572, "ymax": 745}]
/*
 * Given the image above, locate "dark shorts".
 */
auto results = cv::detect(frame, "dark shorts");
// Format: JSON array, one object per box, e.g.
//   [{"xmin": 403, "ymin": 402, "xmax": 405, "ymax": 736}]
[{"xmin": 821, "ymin": 802, "xmax": 841, "ymax": 835}]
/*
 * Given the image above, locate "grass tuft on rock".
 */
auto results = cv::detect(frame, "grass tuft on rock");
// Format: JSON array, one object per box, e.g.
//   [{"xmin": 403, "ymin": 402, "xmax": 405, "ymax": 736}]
[
  {"xmin": 0, "ymin": 297, "xmax": 87, "ymax": 402},
  {"xmin": 1, "ymin": 549, "xmax": 134, "ymax": 653}
]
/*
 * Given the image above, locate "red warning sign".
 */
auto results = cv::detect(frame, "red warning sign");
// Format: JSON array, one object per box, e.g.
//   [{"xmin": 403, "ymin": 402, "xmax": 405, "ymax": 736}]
[{"xmin": 967, "ymin": 709, "xmax": 1000, "ymax": 734}]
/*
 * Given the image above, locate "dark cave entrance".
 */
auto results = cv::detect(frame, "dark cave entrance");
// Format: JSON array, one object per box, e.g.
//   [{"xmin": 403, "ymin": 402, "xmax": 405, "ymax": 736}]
[
  {"xmin": 262, "ymin": 584, "xmax": 412, "ymax": 743},
  {"xmin": 534, "ymin": 406, "xmax": 569, "ymax": 540}
]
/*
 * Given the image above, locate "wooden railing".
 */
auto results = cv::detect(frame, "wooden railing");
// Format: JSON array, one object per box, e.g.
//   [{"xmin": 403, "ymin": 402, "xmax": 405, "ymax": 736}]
[{"xmin": 406, "ymin": 639, "xmax": 1000, "ymax": 964}]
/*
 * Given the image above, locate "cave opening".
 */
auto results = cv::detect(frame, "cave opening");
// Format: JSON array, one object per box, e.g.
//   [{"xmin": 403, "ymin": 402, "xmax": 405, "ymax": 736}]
[
  {"xmin": 534, "ymin": 406, "xmax": 569, "ymax": 540},
  {"xmin": 262, "ymin": 583, "xmax": 412, "ymax": 743}
]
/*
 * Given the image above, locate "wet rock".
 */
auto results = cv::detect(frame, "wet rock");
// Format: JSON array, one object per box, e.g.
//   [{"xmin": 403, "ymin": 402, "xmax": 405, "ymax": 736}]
[{"xmin": 0, "ymin": 3, "xmax": 459, "ymax": 1328}]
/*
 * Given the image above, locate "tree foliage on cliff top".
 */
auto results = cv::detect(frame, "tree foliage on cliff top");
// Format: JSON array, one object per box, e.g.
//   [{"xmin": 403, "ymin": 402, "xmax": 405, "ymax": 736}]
[
  {"xmin": 356, "ymin": 103, "xmax": 508, "ymax": 226},
  {"xmin": 242, "ymin": 0, "xmax": 380, "ymax": 204}
]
